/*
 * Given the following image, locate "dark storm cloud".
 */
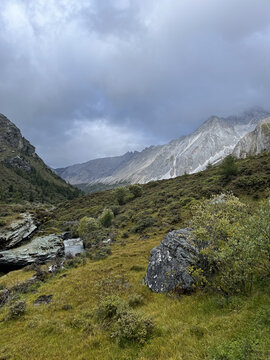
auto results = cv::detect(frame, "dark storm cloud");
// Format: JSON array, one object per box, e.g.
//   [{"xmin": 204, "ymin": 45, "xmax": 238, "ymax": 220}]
[{"xmin": 0, "ymin": 0, "xmax": 270, "ymax": 167}]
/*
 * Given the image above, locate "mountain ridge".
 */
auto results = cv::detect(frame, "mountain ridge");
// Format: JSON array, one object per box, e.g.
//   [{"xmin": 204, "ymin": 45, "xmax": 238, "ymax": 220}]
[
  {"xmin": 55, "ymin": 107, "xmax": 270, "ymax": 189},
  {"xmin": 0, "ymin": 114, "xmax": 81, "ymax": 203}
]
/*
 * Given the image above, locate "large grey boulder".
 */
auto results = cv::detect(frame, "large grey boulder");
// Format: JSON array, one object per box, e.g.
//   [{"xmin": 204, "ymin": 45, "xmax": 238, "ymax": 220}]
[
  {"xmin": 145, "ymin": 229, "xmax": 198, "ymax": 293},
  {"xmin": 0, "ymin": 235, "xmax": 64, "ymax": 268},
  {"xmin": 0, "ymin": 213, "xmax": 38, "ymax": 250}
]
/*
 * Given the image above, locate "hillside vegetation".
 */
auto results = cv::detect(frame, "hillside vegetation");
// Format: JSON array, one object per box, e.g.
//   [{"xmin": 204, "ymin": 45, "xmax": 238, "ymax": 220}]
[{"xmin": 0, "ymin": 152, "xmax": 269, "ymax": 360}]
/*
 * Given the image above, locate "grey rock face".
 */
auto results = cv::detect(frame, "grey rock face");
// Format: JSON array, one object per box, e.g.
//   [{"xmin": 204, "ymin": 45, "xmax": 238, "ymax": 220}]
[
  {"xmin": 233, "ymin": 117, "xmax": 270, "ymax": 158},
  {"xmin": 3, "ymin": 156, "xmax": 32, "ymax": 172},
  {"xmin": 0, "ymin": 235, "xmax": 64, "ymax": 268},
  {"xmin": 145, "ymin": 229, "xmax": 198, "ymax": 293},
  {"xmin": 0, "ymin": 113, "xmax": 35, "ymax": 156},
  {"xmin": 56, "ymin": 108, "xmax": 269, "ymax": 187},
  {"xmin": 0, "ymin": 213, "xmax": 37, "ymax": 250}
]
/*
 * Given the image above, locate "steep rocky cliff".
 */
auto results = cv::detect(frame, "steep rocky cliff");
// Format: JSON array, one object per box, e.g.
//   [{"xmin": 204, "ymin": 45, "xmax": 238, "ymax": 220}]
[
  {"xmin": 0, "ymin": 113, "xmax": 81, "ymax": 203},
  {"xmin": 233, "ymin": 117, "xmax": 270, "ymax": 158}
]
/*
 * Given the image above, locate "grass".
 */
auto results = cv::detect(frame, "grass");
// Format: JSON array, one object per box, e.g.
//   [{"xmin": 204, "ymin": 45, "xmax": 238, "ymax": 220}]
[
  {"xmin": 0, "ymin": 234, "xmax": 269, "ymax": 359},
  {"xmin": 0, "ymin": 152, "xmax": 269, "ymax": 359}
]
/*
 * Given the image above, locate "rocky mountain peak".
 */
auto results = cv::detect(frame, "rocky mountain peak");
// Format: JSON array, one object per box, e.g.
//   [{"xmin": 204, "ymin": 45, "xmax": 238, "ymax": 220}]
[{"xmin": 0, "ymin": 113, "xmax": 35, "ymax": 156}]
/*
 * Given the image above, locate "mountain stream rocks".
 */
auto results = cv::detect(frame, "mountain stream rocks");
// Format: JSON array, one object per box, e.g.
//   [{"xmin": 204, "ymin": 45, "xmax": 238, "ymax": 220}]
[
  {"xmin": 145, "ymin": 228, "xmax": 199, "ymax": 293},
  {"xmin": 0, "ymin": 235, "xmax": 64, "ymax": 269}
]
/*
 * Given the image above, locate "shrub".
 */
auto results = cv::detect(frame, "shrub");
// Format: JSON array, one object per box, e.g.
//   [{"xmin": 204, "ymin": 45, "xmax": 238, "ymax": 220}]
[
  {"xmin": 78, "ymin": 216, "xmax": 100, "ymax": 237},
  {"xmin": 98, "ymin": 208, "xmax": 114, "ymax": 228},
  {"xmin": 190, "ymin": 195, "xmax": 270, "ymax": 295},
  {"xmin": 128, "ymin": 184, "xmax": 143, "ymax": 198},
  {"xmin": 209, "ymin": 338, "xmax": 253, "ymax": 360},
  {"xmin": 114, "ymin": 187, "xmax": 131, "ymax": 205},
  {"xmin": 131, "ymin": 216, "xmax": 156, "ymax": 233},
  {"xmin": 111, "ymin": 309, "xmax": 154, "ymax": 346},
  {"xmin": 96, "ymin": 295, "xmax": 128, "ymax": 321},
  {"xmin": 7, "ymin": 300, "xmax": 26, "ymax": 320}
]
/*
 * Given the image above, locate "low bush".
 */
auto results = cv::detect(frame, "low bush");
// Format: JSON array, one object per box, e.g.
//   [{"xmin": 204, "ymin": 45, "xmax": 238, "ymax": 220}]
[
  {"xmin": 111, "ymin": 309, "xmax": 154, "ymax": 346},
  {"xmin": 190, "ymin": 194, "xmax": 270, "ymax": 295},
  {"xmin": 114, "ymin": 187, "xmax": 132, "ymax": 205},
  {"xmin": 131, "ymin": 216, "xmax": 156, "ymax": 233},
  {"xmin": 96, "ymin": 295, "xmax": 128, "ymax": 321},
  {"xmin": 128, "ymin": 184, "xmax": 143, "ymax": 198},
  {"xmin": 98, "ymin": 208, "xmax": 114, "ymax": 228},
  {"xmin": 7, "ymin": 300, "xmax": 26, "ymax": 320}
]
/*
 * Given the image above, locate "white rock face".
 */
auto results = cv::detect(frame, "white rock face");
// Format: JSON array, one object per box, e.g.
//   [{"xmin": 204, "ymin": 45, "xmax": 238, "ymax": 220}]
[
  {"xmin": 233, "ymin": 117, "xmax": 270, "ymax": 158},
  {"xmin": 56, "ymin": 108, "xmax": 270, "ymax": 186}
]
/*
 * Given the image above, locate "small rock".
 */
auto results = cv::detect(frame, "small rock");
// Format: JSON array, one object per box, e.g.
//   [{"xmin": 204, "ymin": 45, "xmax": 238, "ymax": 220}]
[
  {"xmin": 34, "ymin": 294, "xmax": 53, "ymax": 306},
  {"xmin": 102, "ymin": 238, "xmax": 112, "ymax": 245}
]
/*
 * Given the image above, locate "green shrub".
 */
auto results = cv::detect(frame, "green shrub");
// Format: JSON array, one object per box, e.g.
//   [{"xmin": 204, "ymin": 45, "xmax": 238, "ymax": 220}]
[
  {"xmin": 78, "ymin": 216, "xmax": 100, "ymax": 238},
  {"xmin": 209, "ymin": 338, "xmax": 253, "ymax": 360},
  {"xmin": 98, "ymin": 208, "xmax": 114, "ymax": 227},
  {"xmin": 111, "ymin": 309, "xmax": 154, "ymax": 346},
  {"xmin": 114, "ymin": 187, "xmax": 131, "ymax": 205},
  {"xmin": 7, "ymin": 300, "xmax": 26, "ymax": 320},
  {"xmin": 131, "ymin": 216, "xmax": 156, "ymax": 233},
  {"xmin": 190, "ymin": 195, "xmax": 270, "ymax": 295},
  {"xmin": 96, "ymin": 295, "xmax": 128, "ymax": 321},
  {"xmin": 128, "ymin": 184, "xmax": 143, "ymax": 198}
]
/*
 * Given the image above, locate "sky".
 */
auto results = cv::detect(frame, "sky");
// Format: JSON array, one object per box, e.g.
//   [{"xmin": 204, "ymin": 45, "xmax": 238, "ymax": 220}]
[{"xmin": 0, "ymin": 0, "xmax": 270, "ymax": 168}]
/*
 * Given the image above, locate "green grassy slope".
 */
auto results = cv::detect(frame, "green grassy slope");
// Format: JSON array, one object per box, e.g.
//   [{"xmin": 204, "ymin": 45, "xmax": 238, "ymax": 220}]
[
  {"xmin": 0, "ymin": 153, "xmax": 269, "ymax": 360},
  {"xmin": 46, "ymin": 152, "xmax": 270, "ymax": 235},
  {"xmin": 0, "ymin": 148, "xmax": 81, "ymax": 204}
]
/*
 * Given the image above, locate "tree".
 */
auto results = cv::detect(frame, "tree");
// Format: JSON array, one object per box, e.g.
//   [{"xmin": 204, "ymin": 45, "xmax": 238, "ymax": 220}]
[{"xmin": 220, "ymin": 155, "xmax": 239, "ymax": 179}]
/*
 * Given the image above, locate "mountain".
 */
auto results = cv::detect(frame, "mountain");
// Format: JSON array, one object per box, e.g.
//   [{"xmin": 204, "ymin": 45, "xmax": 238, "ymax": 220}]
[
  {"xmin": 56, "ymin": 151, "xmax": 138, "ymax": 185},
  {"xmin": 0, "ymin": 113, "xmax": 81, "ymax": 203},
  {"xmin": 55, "ymin": 108, "xmax": 270, "ymax": 190},
  {"xmin": 233, "ymin": 117, "xmax": 270, "ymax": 158}
]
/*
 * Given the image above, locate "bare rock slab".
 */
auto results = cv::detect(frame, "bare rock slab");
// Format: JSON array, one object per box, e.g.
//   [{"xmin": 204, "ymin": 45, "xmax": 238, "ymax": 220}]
[
  {"xmin": 0, "ymin": 235, "xmax": 64, "ymax": 268},
  {"xmin": 0, "ymin": 213, "xmax": 37, "ymax": 250}
]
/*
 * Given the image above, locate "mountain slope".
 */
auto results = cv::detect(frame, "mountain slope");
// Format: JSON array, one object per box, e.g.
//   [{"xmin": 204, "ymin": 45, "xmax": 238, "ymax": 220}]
[
  {"xmin": 56, "ymin": 108, "xmax": 270, "ymax": 189},
  {"xmin": 56, "ymin": 151, "xmax": 138, "ymax": 185},
  {"xmin": 233, "ymin": 117, "xmax": 270, "ymax": 158},
  {"xmin": 0, "ymin": 113, "xmax": 81, "ymax": 203}
]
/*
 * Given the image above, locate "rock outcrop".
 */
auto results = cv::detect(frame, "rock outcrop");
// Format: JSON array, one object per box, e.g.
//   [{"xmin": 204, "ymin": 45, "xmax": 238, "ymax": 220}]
[
  {"xmin": 145, "ymin": 229, "xmax": 198, "ymax": 293},
  {"xmin": 0, "ymin": 113, "xmax": 36, "ymax": 156},
  {"xmin": 0, "ymin": 213, "xmax": 37, "ymax": 250},
  {"xmin": 0, "ymin": 235, "xmax": 64, "ymax": 269},
  {"xmin": 233, "ymin": 117, "xmax": 270, "ymax": 158}
]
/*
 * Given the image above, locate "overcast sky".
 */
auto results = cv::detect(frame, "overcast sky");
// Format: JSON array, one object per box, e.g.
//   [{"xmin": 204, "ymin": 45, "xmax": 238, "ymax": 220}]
[{"xmin": 0, "ymin": 0, "xmax": 270, "ymax": 167}]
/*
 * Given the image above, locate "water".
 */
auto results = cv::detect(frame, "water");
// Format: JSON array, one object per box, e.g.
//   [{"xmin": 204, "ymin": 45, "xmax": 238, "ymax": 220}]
[{"xmin": 64, "ymin": 238, "xmax": 84, "ymax": 257}]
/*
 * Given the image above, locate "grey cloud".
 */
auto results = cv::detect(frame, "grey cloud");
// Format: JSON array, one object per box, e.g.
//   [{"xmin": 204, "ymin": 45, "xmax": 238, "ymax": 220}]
[{"xmin": 0, "ymin": 0, "xmax": 270, "ymax": 167}]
